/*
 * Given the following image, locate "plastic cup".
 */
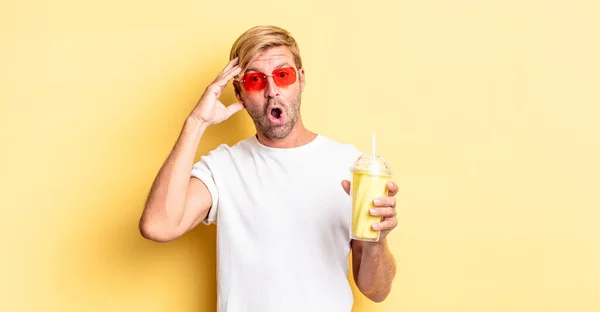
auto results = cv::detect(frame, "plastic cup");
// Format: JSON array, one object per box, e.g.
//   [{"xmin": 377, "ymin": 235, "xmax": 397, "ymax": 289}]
[{"xmin": 349, "ymin": 135, "xmax": 392, "ymax": 242}]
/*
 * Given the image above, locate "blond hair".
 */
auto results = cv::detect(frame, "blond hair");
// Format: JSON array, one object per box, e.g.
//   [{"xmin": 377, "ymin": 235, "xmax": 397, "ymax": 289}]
[{"xmin": 230, "ymin": 25, "xmax": 303, "ymax": 73}]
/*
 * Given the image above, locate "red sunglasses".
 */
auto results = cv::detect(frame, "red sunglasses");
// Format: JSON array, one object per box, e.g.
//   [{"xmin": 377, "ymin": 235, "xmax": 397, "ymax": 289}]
[{"xmin": 236, "ymin": 67, "xmax": 297, "ymax": 91}]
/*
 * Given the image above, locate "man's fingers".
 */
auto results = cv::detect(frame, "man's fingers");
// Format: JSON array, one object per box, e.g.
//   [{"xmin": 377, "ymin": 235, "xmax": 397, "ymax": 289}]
[
  {"xmin": 372, "ymin": 217, "xmax": 398, "ymax": 231},
  {"xmin": 226, "ymin": 65, "xmax": 242, "ymax": 81},
  {"xmin": 214, "ymin": 66, "xmax": 242, "ymax": 87},
  {"xmin": 220, "ymin": 57, "xmax": 239, "ymax": 75},
  {"xmin": 387, "ymin": 181, "xmax": 399, "ymax": 196},
  {"xmin": 207, "ymin": 66, "xmax": 241, "ymax": 97},
  {"xmin": 373, "ymin": 196, "xmax": 396, "ymax": 208},
  {"xmin": 369, "ymin": 207, "xmax": 396, "ymax": 218}
]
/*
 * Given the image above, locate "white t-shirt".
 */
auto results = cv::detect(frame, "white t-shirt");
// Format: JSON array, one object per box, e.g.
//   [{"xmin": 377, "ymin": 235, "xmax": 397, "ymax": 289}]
[{"xmin": 191, "ymin": 134, "xmax": 363, "ymax": 312}]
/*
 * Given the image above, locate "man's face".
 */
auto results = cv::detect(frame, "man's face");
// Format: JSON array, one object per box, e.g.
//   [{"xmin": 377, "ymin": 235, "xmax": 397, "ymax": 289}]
[{"xmin": 236, "ymin": 46, "xmax": 305, "ymax": 139}]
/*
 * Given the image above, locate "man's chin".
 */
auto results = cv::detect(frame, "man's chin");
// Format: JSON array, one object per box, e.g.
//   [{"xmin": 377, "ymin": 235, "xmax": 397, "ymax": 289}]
[
  {"xmin": 265, "ymin": 130, "xmax": 290, "ymax": 140},
  {"xmin": 261, "ymin": 124, "xmax": 292, "ymax": 140}
]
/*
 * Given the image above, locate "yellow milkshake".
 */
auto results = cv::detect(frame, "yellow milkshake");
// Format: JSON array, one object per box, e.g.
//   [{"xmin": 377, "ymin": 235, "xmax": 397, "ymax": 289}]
[
  {"xmin": 349, "ymin": 134, "xmax": 392, "ymax": 242},
  {"xmin": 351, "ymin": 171, "xmax": 391, "ymax": 241}
]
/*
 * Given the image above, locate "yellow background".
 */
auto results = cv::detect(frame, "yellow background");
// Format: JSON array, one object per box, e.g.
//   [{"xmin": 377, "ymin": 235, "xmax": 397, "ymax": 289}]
[{"xmin": 2, "ymin": 0, "xmax": 599, "ymax": 311}]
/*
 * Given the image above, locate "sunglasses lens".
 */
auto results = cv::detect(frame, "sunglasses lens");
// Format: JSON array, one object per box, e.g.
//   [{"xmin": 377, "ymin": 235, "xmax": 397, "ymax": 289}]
[
  {"xmin": 242, "ymin": 73, "xmax": 266, "ymax": 91},
  {"xmin": 273, "ymin": 68, "xmax": 297, "ymax": 86}
]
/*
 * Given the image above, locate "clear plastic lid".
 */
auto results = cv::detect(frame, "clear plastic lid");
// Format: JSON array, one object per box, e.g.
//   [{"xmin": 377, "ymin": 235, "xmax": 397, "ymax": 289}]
[{"xmin": 350, "ymin": 153, "xmax": 392, "ymax": 176}]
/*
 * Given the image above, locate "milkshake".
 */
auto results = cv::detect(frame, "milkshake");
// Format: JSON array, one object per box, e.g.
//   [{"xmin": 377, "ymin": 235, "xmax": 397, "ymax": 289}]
[{"xmin": 350, "ymin": 134, "xmax": 392, "ymax": 242}]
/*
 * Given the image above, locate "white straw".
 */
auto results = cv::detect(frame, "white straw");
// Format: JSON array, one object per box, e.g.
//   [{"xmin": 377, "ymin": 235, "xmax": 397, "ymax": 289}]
[{"xmin": 371, "ymin": 133, "xmax": 376, "ymax": 156}]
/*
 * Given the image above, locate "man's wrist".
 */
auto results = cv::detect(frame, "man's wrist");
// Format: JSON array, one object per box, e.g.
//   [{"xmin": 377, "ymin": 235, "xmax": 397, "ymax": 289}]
[
  {"xmin": 363, "ymin": 237, "xmax": 388, "ymax": 254},
  {"xmin": 185, "ymin": 115, "xmax": 210, "ymax": 132}
]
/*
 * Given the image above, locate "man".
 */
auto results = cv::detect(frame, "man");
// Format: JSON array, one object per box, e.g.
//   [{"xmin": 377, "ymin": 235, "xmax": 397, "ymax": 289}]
[{"xmin": 139, "ymin": 25, "xmax": 399, "ymax": 311}]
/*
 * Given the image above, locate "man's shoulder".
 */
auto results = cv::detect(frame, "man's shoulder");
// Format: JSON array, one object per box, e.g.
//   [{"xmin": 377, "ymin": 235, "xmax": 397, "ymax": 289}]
[
  {"xmin": 205, "ymin": 135, "xmax": 256, "ymax": 154},
  {"xmin": 317, "ymin": 135, "xmax": 363, "ymax": 158},
  {"xmin": 194, "ymin": 135, "xmax": 257, "ymax": 167}
]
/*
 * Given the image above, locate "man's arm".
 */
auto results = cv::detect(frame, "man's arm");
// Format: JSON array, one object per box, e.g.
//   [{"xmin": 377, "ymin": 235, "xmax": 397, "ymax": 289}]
[
  {"xmin": 342, "ymin": 179, "xmax": 400, "ymax": 302},
  {"xmin": 351, "ymin": 239, "xmax": 397, "ymax": 302},
  {"xmin": 139, "ymin": 117, "xmax": 212, "ymax": 242},
  {"xmin": 139, "ymin": 57, "xmax": 243, "ymax": 242}
]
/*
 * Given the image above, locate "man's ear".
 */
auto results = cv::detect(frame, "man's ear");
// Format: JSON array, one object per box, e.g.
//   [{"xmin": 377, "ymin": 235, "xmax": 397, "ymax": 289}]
[
  {"xmin": 233, "ymin": 81, "xmax": 244, "ymax": 106},
  {"xmin": 299, "ymin": 68, "xmax": 305, "ymax": 92}
]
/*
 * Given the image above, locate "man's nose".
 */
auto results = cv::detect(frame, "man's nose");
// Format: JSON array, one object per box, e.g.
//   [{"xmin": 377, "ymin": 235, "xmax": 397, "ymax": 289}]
[{"xmin": 264, "ymin": 75, "xmax": 280, "ymax": 98}]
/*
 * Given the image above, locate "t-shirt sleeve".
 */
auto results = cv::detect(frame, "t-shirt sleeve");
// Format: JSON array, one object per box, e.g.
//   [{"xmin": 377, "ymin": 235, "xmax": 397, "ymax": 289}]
[
  {"xmin": 343, "ymin": 144, "xmax": 364, "ymax": 180},
  {"xmin": 190, "ymin": 150, "xmax": 221, "ymax": 225}
]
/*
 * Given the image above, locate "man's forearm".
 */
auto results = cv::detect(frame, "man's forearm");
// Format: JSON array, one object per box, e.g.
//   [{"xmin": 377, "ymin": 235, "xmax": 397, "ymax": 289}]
[
  {"xmin": 356, "ymin": 239, "xmax": 397, "ymax": 302},
  {"xmin": 140, "ymin": 117, "xmax": 209, "ymax": 236}
]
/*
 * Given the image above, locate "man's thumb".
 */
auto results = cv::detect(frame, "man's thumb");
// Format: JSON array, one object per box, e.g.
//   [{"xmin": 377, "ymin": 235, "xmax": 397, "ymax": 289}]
[
  {"xmin": 341, "ymin": 180, "xmax": 351, "ymax": 195},
  {"xmin": 227, "ymin": 102, "xmax": 245, "ymax": 116}
]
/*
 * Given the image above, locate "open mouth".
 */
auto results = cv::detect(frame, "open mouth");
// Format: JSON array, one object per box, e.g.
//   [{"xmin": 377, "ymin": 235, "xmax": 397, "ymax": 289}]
[
  {"xmin": 267, "ymin": 107, "xmax": 284, "ymax": 124},
  {"xmin": 270, "ymin": 108, "xmax": 282, "ymax": 119}
]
